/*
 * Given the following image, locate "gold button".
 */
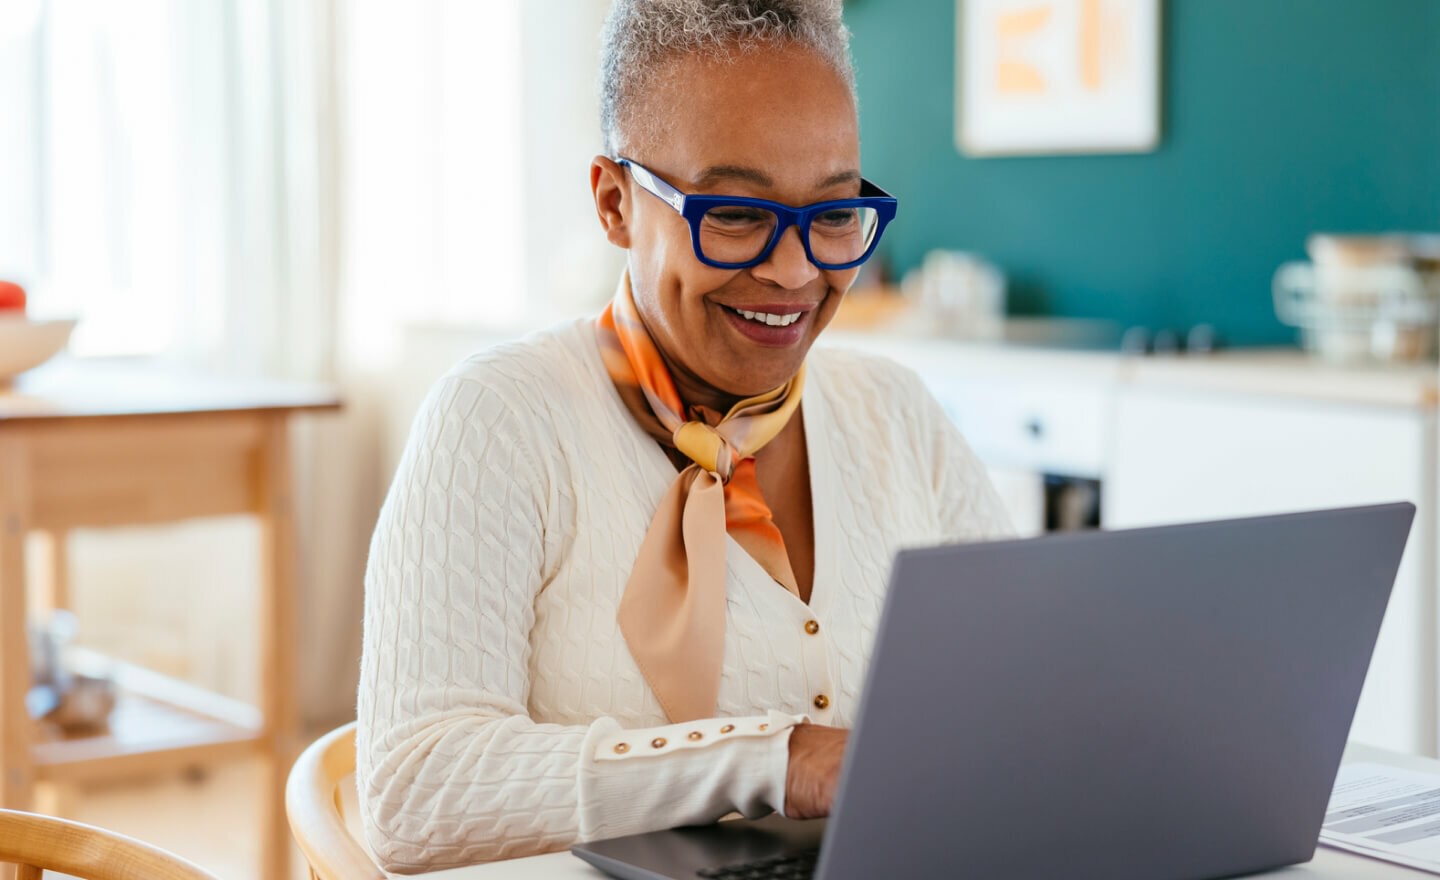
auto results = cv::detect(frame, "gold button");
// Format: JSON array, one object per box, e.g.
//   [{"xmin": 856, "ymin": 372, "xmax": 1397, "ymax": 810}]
[
  {"xmin": 804, "ymin": 620, "xmax": 820, "ymax": 635},
  {"xmin": 651, "ymin": 737, "xmax": 667, "ymax": 749},
  {"xmin": 613, "ymin": 743, "xmax": 630, "ymax": 754},
  {"xmin": 687, "ymin": 731, "xmax": 704, "ymax": 741},
  {"xmin": 719, "ymin": 724, "xmax": 735, "ymax": 734},
  {"xmin": 758, "ymin": 723, "xmax": 769, "ymax": 732},
  {"xmin": 813, "ymin": 694, "xmax": 830, "ymax": 710}
]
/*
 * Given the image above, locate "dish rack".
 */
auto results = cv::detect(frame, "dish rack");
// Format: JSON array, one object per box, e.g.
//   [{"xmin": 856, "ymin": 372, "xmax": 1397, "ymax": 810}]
[{"xmin": 1273, "ymin": 262, "xmax": 1440, "ymax": 363}]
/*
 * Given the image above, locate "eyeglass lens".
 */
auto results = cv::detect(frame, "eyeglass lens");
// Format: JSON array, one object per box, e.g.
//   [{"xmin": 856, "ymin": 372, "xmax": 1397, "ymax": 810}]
[{"xmin": 699, "ymin": 205, "xmax": 881, "ymax": 266}]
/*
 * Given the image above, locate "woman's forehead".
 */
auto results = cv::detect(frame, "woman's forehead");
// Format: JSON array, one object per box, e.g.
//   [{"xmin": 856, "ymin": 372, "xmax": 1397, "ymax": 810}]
[
  {"xmin": 636, "ymin": 47, "xmax": 860, "ymax": 194},
  {"xmin": 685, "ymin": 163, "xmax": 861, "ymax": 199}
]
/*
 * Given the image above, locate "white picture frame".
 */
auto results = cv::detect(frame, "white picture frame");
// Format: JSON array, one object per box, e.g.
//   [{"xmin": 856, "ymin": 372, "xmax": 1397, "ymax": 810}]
[{"xmin": 956, "ymin": 0, "xmax": 1162, "ymax": 157}]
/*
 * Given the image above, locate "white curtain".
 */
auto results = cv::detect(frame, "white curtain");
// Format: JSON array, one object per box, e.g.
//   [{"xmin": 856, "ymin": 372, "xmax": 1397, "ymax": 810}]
[
  {"xmin": 0, "ymin": 0, "xmax": 618, "ymax": 727},
  {"xmin": 342, "ymin": 0, "xmax": 621, "ymax": 364}
]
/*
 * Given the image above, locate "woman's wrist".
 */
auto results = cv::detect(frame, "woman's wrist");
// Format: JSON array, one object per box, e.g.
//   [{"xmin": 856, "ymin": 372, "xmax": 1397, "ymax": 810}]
[{"xmin": 783, "ymin": 722, "xmax": 849, "ymax": 820}]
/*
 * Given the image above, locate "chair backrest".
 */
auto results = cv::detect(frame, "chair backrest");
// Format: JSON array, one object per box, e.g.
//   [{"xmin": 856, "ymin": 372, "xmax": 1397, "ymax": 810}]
[
  {"xmin": 286, "ymin": 721, "xmax": 385, "ymax": 880},
  {"xmin": 0, "ymin": 809, "xmax": 222, "ymax": 880}
]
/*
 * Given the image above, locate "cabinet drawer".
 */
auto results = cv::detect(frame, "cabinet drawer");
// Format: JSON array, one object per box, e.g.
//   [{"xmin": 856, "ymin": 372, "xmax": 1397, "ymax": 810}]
[
  {"xmin": 925, "ymin": 376, "xmax": 1108, "ymax": 478},
  {"xmin": 822, "ymin": 334, "xmax": 1114, "ymax": 478}
]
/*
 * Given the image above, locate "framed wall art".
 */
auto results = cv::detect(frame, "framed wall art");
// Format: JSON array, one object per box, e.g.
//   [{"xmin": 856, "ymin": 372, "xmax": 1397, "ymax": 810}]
[{"xmin": 957, "ymin": 0, "xmax": 1161, "ymax": 156}]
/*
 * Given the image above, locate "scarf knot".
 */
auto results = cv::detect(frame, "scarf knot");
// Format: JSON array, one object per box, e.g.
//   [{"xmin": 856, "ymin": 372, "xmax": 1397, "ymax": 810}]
[{"xmin": 673, "ymin": 421, "xmax": 737, "ymax": 482}]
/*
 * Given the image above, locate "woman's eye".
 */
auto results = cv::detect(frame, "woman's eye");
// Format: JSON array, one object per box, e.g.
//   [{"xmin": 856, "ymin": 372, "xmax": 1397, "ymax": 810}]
[
  {"xmin": 814, "ymin": 208, "xmax": 858, "ymax": 228},
  {"xmin": 705, "ymin": 208, "xmax": 769, "ymax": 226}
]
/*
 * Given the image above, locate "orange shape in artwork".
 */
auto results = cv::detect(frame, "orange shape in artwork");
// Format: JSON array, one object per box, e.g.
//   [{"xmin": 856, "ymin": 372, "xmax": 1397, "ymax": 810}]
[
  {"xmin": 995, "ymin": 4, "xmax": 1052, "ymax": 95},
  {"xmin": 1080, "ymin": 0, "xmax": 1103, "ymax": 90},
  {"xmin": 1081, "ymin": 0, "xmax": 1133, "ymax": 91}
]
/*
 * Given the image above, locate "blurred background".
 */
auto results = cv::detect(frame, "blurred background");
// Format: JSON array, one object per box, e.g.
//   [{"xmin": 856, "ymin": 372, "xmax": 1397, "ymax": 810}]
[{"xmin": 0, "ymin": 0, "xmax": 1437, "ymax": 877}]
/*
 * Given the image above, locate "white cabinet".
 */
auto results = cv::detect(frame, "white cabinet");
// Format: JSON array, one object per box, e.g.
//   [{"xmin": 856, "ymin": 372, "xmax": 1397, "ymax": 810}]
[
  {"xmin": 926, "ymin": 375, "xmax": 1110, "ymax": 479},
  {"xmin": 1106, "ymin": 387, "xmax": 1437, "ymax": 755},
  {"xmin": 824, "ymin": 333, "xmax": 1440, "ymax": 754},
  {"xmin": 825, "ymin": 335, "xmax": 1117, "ymax": 478},
  {"xmin": 823, "ymin": 334, "xmax": 1117, "ymax": 535}
]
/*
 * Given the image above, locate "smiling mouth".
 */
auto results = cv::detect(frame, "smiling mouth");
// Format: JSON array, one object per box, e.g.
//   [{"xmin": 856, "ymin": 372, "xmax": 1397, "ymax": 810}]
[{"xmin": 721, "ymin": 305, "xmax": 806, "ymax": 327}]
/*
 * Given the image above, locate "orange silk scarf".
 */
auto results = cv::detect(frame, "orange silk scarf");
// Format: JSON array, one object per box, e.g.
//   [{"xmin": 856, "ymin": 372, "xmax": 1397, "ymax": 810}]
[{"xmin": 597, "ymin": 274, "xmax": 805, "ymax": 722}]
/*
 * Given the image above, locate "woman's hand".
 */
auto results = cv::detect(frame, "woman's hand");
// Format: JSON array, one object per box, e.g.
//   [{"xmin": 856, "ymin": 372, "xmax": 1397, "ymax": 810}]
[{"xmin": 784, "ymin": 723, "xmax": 848, "ymax": 819}]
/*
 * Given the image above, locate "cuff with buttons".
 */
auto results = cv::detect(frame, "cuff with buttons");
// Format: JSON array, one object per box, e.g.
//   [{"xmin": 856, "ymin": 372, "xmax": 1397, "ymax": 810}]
[{"xmin": 592, "ymin": 709, "xmax": 810, "ymax": 762}]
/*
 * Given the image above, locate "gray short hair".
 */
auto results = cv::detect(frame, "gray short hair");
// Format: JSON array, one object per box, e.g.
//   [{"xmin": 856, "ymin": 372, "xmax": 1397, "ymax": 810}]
[{"xmin": 599, "ymin": 0, "xmax": 856, "ymax": 156}]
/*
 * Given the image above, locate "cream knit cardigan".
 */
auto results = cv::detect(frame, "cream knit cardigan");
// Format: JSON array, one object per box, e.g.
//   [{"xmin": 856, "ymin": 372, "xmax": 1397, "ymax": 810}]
[{"xmin": 357, "ymin": 318, "xmax": 1013, "ymax": 872}]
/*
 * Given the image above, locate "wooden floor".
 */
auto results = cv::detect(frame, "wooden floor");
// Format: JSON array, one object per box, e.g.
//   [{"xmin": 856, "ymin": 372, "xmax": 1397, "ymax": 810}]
[{"xmin": 45, "ymin": 757, "xmax": 308, "ymax": 880}]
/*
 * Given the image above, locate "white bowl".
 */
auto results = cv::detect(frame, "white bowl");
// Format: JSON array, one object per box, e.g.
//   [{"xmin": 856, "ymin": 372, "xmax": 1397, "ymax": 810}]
[{"xmin": 0, "ymin": 316, "xmax": 78, "ymax": 382}]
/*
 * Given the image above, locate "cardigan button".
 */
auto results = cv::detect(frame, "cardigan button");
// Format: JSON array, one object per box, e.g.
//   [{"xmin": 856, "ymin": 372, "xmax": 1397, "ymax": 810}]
[
  {"xmin": 651, "ymin": 737, "xmax": 667, "ymax": 749},
  {"xmin": 719, "ymin": 724, "xmax": 735, "ymax": 734},
  {"xmin": 688, "ymin": 731, "xmax": 704, "ymax": 742},
  {"xmin": 613, "ymin": 743, "xmax": 630, "ymax": 754},
  {"xmin": 804, "ymin": 620, "xmax": 821, "ymax": 635},
  {"xmin": 813, "ymin": 694, "xmax": 830, "ymax": 710}
]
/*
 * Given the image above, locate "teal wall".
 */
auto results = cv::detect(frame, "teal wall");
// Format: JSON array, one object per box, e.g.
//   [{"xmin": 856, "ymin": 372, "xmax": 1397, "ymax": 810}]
[{"xmin": 846, "ymin": 0, "xmax": 1440, "ymax": 346}]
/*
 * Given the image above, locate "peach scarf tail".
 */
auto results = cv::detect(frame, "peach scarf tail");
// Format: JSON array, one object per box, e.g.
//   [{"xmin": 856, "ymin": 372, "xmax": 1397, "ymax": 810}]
[
  {"xmin": 601, "ymin": 272, "xmax": 804, "ymax": 722},
  {"xmin": 617, "ymin": 468, "xmax": 729, "ymax": 723}
]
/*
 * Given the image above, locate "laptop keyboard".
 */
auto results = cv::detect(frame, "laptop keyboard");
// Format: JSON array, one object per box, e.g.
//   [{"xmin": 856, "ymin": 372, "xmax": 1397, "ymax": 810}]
[{"xmin": 695, "ymin": 848, "xmax": 819, "ymax": 879}]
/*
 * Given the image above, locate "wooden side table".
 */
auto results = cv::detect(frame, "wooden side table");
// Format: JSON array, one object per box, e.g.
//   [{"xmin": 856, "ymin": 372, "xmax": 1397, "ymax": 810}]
[{"xmin": 0, "ymin": 360, "xmax": 340, "ymax": 880}]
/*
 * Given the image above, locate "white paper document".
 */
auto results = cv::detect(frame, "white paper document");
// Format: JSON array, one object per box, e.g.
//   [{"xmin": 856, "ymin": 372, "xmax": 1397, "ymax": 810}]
[{"xmin": 1321, "ymin": 763, "xmax": 1440, "ymax": 875}]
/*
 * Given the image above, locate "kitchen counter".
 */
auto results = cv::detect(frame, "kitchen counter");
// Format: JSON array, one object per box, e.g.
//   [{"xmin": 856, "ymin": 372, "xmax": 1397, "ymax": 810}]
[
  {"xmin": 825, "ymin": 329, "xmax": 1439, "ymax": 410},
  {"xmin": 823, "ymin": 330, "xmax": 1126, "ymax": 383},
  {"xmin": 1121, "ymin": 349, "xmax": 1439, "ymax": 410}
]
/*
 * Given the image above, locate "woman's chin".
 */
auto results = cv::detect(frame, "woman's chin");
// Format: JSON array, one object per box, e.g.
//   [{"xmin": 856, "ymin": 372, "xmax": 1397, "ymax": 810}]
[{"xmin": 711, "ymin": 355, "xmax": 808, "ymax": 400}]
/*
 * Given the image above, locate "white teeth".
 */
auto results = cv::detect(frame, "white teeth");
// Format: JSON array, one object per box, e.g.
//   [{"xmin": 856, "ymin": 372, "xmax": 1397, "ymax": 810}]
[{"xmin": 733, "ymin": 308, "xmax": 801, "ymax": 327}]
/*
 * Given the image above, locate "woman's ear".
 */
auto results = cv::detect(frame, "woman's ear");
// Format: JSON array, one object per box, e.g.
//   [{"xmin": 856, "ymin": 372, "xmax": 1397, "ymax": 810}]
[{"xmin": 591, "ymin": 156, "xmax": 632, "ymax": 249}]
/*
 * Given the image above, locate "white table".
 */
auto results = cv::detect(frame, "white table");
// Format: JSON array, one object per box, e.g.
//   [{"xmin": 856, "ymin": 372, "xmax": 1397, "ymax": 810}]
[{"xmin": 412, "ymin": 744, "xmax": 1437, "ymax": 878}]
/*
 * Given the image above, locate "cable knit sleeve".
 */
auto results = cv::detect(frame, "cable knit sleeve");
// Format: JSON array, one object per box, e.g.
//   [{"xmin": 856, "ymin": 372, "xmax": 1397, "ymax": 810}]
[{"xmin": 356, "ymin": 368, "xmax": 805, "ymax": 873}]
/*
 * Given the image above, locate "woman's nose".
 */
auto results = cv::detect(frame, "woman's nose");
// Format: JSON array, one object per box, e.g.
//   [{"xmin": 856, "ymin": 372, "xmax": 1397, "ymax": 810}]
[{"xmin": 751, "ymin": 226, "xmax": 820, "ymax": 289}]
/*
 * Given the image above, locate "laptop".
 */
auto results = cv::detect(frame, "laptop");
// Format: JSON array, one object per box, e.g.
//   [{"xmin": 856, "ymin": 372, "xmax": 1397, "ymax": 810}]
[{"xmin": 572, "ymin": 503, "xmax": 1415, "ymax": 880}]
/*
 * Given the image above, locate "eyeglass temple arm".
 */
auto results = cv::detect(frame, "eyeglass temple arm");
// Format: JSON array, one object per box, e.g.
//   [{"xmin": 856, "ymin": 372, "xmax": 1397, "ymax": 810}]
[
  {"xmin": 617, "ymin": 158, "xmax": 686, "ymax": 211},
  {"xmin": 859, "ymin": 179, "xmax": 894, "ymax": 200}
]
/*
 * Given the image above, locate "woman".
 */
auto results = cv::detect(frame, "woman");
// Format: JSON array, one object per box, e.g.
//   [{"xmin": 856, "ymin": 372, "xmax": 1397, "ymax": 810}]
[{"xmin": 357, "ymin": 0, "xmax": 1012, "ymax": 872}]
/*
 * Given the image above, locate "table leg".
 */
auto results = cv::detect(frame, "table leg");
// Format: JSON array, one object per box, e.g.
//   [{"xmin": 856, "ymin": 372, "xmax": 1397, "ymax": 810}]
[
  {"xmin": 0, "ymin": 436, "xmax": 35, "ymax": 815},
  {"xmin": 36, "ymin": 530, "xmax": 70, "ymax": 614},
  {"xmin": 258, "ymin": 415, "xmax": 299, "ymax": 879}
]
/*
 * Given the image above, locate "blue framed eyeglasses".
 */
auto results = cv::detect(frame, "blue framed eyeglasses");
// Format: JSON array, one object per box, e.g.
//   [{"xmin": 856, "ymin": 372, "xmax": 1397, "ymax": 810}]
[{"xmin": 618, "ymin": 158, "xmax": 898, "ymax": 271}]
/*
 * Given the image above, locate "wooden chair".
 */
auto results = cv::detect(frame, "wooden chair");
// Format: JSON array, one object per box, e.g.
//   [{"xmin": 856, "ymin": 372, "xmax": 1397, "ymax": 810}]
[
  {"xmin": 0, "ymin": 809, "xmax": 222, "ymax": 880},
  {"xmin": 286, "ymin": 722, "xmax": 385, "ymax": 880}
]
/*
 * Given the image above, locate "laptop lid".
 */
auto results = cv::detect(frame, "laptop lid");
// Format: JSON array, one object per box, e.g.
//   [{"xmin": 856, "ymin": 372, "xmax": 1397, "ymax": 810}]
[{"xmin": 817, "ymin": 503, "xmax": 1413, "ymax": 880}]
